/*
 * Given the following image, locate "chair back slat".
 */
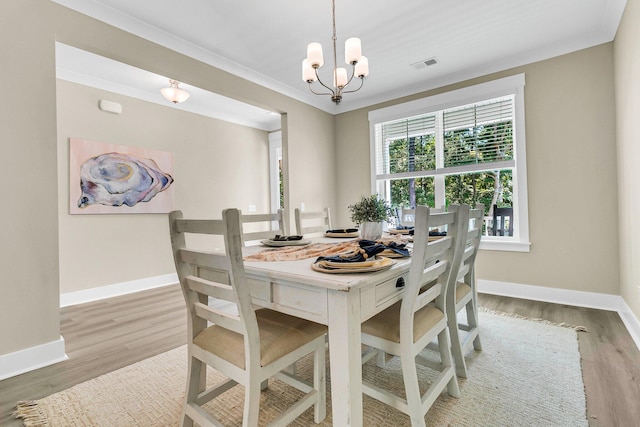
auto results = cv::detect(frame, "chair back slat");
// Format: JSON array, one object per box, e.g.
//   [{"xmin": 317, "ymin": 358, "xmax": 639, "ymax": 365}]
[
  {"xmin": 193, "ymin": 302, "xmax": 244, "ymax": 334},
  {"xmin": 424, "ymin": 235, "xmax": 452, "ymax": 264},
  {"xmin": 294, "ymin": 208, "xmax": 332, "ymax": 237},
  {"xmin": 175, "ymin": 218, "xmax": 227, "ymax": 235},
  {"xmin": 185, "ymin": 275, "xmax": 235, "ymax": 301},
  {"xmin": 426, "ymin": 210, "xmax": 455, "ymax": 228},
  {"xmin": 241, "ymin": 209, "xmax": 286, "ymax": 245},
  {"xmin": 179, "ymin": 249, "xmax": 230, "ymax": 272},
  {"xmin": 414, "ymin": 273, "xmax": 445, "ymax": 311}
]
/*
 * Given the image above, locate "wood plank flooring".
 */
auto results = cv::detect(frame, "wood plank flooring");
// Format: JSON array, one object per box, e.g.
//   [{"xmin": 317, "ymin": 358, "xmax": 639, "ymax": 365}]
[
  {"xmin": 1, "ymin": 285, "xmax": 638, "ymax": 426},
  {"xmin": 479, "ymin": 294, "xmax": 640, "ymax": 427}
]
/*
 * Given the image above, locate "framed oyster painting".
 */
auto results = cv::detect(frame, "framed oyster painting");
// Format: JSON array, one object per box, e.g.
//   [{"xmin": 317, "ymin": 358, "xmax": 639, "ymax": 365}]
[{"xmin": 69, "ymin": 138, "xmax": 175, "ymax": 214}]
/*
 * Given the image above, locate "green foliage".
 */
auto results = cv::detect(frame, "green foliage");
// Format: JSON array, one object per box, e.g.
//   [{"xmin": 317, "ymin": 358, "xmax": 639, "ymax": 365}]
[
  {"xmin": 348, "ymin": 194, "xmax": 393, "ymax": 224},
  {"xmin": 444, "ymin": 170, "xmax": 512, "ymax": 214},
  {"xmin": 389, "ymin": 134, "xmax": 436, "ymax": 174}
]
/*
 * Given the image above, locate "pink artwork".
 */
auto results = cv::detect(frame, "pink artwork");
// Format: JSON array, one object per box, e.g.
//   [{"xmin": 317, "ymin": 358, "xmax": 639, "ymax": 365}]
[{"xmin": 69, "ymin": 138, "xmax": 175, "ymax": 214}]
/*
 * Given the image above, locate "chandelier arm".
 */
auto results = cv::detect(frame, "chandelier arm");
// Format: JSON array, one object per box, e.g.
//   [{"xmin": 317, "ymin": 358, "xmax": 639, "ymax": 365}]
[
  {"xmin": 340, "ymin": 77, "xmax": 364, "ymax": 95},
  {"xmin": 341, "ymin": 65, "xmax": 358, "ymax": 90},
  {"xmin": 308, "ymin": 82, "xmax": 336, "ymax": 97},
  {"xmin": 313, "ymin": 68, "xmax": 338, "ymax": 96}
]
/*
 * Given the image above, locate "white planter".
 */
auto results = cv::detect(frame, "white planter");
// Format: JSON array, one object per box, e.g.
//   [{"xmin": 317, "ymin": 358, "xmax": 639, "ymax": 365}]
[{"xmin": 360, "ymin": 222, "xmax": 383, "ymax": 240}]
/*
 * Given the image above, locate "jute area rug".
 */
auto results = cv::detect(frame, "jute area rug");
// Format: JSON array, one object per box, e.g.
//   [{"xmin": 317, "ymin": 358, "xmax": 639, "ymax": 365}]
[{"xmin": 15, "ymin": 311, "xmax": 587, "ymax": 426}]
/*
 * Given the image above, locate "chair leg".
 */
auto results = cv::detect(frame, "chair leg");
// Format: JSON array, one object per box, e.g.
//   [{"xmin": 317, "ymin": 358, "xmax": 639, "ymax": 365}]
[
  {"xmin": 448, "ymin": 308, "xmax": 468, "ymax": 378},
  {"xmin": 466, "ymin": 300, "xmax": 483, "ymax": 351},
  {"xmin": 376, "ymin": 350, "xmax": 387, "ymax": 367},
  {"xmin": 313, "ymin": 343, "xmax": 327, "ymax": 423},
  {"xmin": 400, "ymin": 352, "xmax": 426, "ymax": 427},
  {"xmin": 437, "ymin": 328, "xmax": 460, "ymax": 398},
  {"xmin": 182, "ymin": 356, "xmax": 203, "ymax": 427},
  {"xmin": 243, "ymin": 376, "xmax": 261, "ymax": 427}
]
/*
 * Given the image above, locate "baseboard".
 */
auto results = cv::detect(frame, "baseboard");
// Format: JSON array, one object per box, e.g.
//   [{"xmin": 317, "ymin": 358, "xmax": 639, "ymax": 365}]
[
  {"xmin": 0, "ymin": 336, "xmax": 68, "ymax": 381},
  {"xmin": 479, "ymin": 279, "xmax": 640, "ymax": 351},
  {"xmin": 60, "ymin": 273, "xmax": 179, "ymax": 308},
  {"xmin": 618, "ymin": 298, "xmax": 640, "ymax": 353}
]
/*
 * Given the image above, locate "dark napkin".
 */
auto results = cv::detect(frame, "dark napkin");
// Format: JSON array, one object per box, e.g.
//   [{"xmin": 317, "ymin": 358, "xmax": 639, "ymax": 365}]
[
  {"xmin": 395, "ymin": 225, "xmax": 415, "ymax": 230},
  {"xmin": 272, "ymin": 235, "xmax": 303, "ymax": 241},
  {"xmin": 315, "ymin": 240, "xmax": 386, "ymax": 263},
  {"xmin": 361, "ymin": 239, "xmax": 410, "ymax": 257},
  {"xmin": 326, "ymin": 228, "xmax": 359, "ymax": 233},
  {"xmin": 382, "ymin": 241, "xmax": 411, "ymax": 257}
]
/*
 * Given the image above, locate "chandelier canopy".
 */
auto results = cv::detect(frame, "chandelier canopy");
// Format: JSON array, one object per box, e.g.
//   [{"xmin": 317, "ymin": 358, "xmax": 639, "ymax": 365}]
[{"xmin": 301, "ymin": 0, "xmax": 369, "ymax": 105}]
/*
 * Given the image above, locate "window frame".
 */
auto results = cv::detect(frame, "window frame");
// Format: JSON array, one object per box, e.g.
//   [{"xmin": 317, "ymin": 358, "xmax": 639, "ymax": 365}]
[{"xmin": 368, "ymin": 74, "xmax": 530, "ymax": 252}]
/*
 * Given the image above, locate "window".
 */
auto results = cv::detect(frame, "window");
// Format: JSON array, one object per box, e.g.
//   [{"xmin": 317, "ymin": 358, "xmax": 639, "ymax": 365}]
[
  {"xmin": 268, "ymin": 130, "xmax": 283, "ymax": 210},
  {"xmin": 369, "ymin": 74, "xmax": 530, "ymax": 252}
]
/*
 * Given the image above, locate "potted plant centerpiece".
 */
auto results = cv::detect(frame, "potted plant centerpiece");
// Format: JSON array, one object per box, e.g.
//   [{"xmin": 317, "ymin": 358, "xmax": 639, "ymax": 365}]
[{"xmin": 348, "ymin": 194, "xmax": 393, "ymax": 240}]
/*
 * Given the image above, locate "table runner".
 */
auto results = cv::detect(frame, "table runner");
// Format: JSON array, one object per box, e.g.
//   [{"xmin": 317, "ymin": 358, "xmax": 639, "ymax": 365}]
[
  {"xmin": 244, "ymin": 236, "xmax": 411, "ymax": 262},
  {"xmin": 244, "ymin": 241, "xmax": 359, "ymax": 262}
]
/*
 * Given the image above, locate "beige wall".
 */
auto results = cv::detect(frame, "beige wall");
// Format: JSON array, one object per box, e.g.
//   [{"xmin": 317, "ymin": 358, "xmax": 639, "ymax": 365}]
[
  {"xmin": 284, "ymin": 104, "xmax": 337, "ymax": 226},
  {"xmin": 336, "ymin": 43, "xmax": 620, "ymax": 295},
  {"xmin": 57, "ymin": 80, "xmax": 271, "ymax": 292},
  {"xmin": 1, "ymin": 0, "xmax": 335, "ymax": 357},
  {"xmin": 615, "ymin": 0, "xmax": 640, "ymax": 320},
  {"xmin": 0, "ymin": 0, "xmax": 61, "ymax": 355}
]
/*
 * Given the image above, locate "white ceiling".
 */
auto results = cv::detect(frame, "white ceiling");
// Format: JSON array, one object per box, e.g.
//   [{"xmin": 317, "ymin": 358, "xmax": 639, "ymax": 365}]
[{"xmin": 53, "ymin": 0, "xmax": 626, "ymax": 129}]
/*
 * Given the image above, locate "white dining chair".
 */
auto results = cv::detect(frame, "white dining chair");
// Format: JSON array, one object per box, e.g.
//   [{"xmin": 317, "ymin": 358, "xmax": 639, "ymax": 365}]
[
  {"xmin": 398, "ymin": 206, "xmax": 444, "ymax": 227},
  {"xmin": 168, "ymin": 208, "xmax": 327, "ymax": 427},
  {"xmin": 398, "ymin": 206, "xmax": 415, "ymax": 227},
  {"xmin": 294, "ymin": 207, "xmax": 332, "ymax": 237},
  {"xmin": 360, "ymin": 204, "xmax": 469, "ymax": 427},
  {"xmin": 240, "ymin": 208, "xmax": 286, "ymax": 245},
  {"xmin": 447, "ymin": 203, "xmax": 484, "ymax": 378}
]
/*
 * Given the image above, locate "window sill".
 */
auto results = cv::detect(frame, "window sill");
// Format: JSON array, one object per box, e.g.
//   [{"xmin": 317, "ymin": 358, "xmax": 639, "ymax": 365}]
[{"xmin": 479, "ymin": 239, "xmax": 531, "ymax": 253}]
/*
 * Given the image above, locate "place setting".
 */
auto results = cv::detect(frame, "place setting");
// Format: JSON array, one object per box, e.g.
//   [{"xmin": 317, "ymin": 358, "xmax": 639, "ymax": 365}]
[
  {"xmin": 311, "ymin": 239, "xmax": 411, "ymax": 274},
  {"xmin": 387, "ymin": 225, "xmax": 414, "ymax": 235},
  {"xmin": 324, "ymin": 228, "xmax": 360, "ymax": 238},
  {"xmin": 260, "ymin": 234, "xmax": 311, "ymax": 247}
]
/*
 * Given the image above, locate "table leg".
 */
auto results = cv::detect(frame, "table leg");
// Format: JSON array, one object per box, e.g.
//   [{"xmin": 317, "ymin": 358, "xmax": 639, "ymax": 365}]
[{"xmin": 327, "ymin": 289, "xmax": 363, "ymax": 427}]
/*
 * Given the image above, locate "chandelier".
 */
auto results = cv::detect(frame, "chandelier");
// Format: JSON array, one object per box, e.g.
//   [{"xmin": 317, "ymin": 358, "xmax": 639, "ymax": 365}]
[{"xmin": 301, "ymin": 0, "xmax": 369, "ymax": 105}]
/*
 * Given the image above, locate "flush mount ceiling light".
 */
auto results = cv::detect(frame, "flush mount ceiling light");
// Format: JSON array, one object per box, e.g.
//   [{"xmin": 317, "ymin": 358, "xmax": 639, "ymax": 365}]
[
  {"xmin": 301, "ymin": 0, "xmax": 369, "ymax": 105},
  {"xmin": 161, "ymin": 79, "xmax": 190, "ymax": 104}
]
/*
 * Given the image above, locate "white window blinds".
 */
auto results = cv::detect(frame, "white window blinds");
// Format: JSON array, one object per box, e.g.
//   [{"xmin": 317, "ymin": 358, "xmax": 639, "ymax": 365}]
[
  {"xmin": 443, "ymin": 96, "xmax": 514, "ymax": 170},
  {"xmin": 375, "ymin": 95, "xmax": 515, "ymax": 179},
  {"xmin": 374, "ymin": 114, "xmax": 436, "ymax": 177}
]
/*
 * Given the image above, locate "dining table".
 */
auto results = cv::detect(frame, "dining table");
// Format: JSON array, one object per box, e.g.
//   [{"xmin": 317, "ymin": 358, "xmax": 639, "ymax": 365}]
[{"xmin": 241, "ymin": 236, "xmax": 413, "ymax": 427}]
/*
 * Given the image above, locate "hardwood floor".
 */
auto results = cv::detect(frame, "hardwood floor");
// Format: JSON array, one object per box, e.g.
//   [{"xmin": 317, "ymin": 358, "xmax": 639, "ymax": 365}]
[
  {"xmin": 1, "ymin": 285, "xmax": 638, "ymax": 426},
  {"xmin": 0, "ymin": 285, "xmax": 187, "ymax": 426},
  {"xmin": 479, "ymin": 294, "xmax": 640, "ymax": 427}
]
